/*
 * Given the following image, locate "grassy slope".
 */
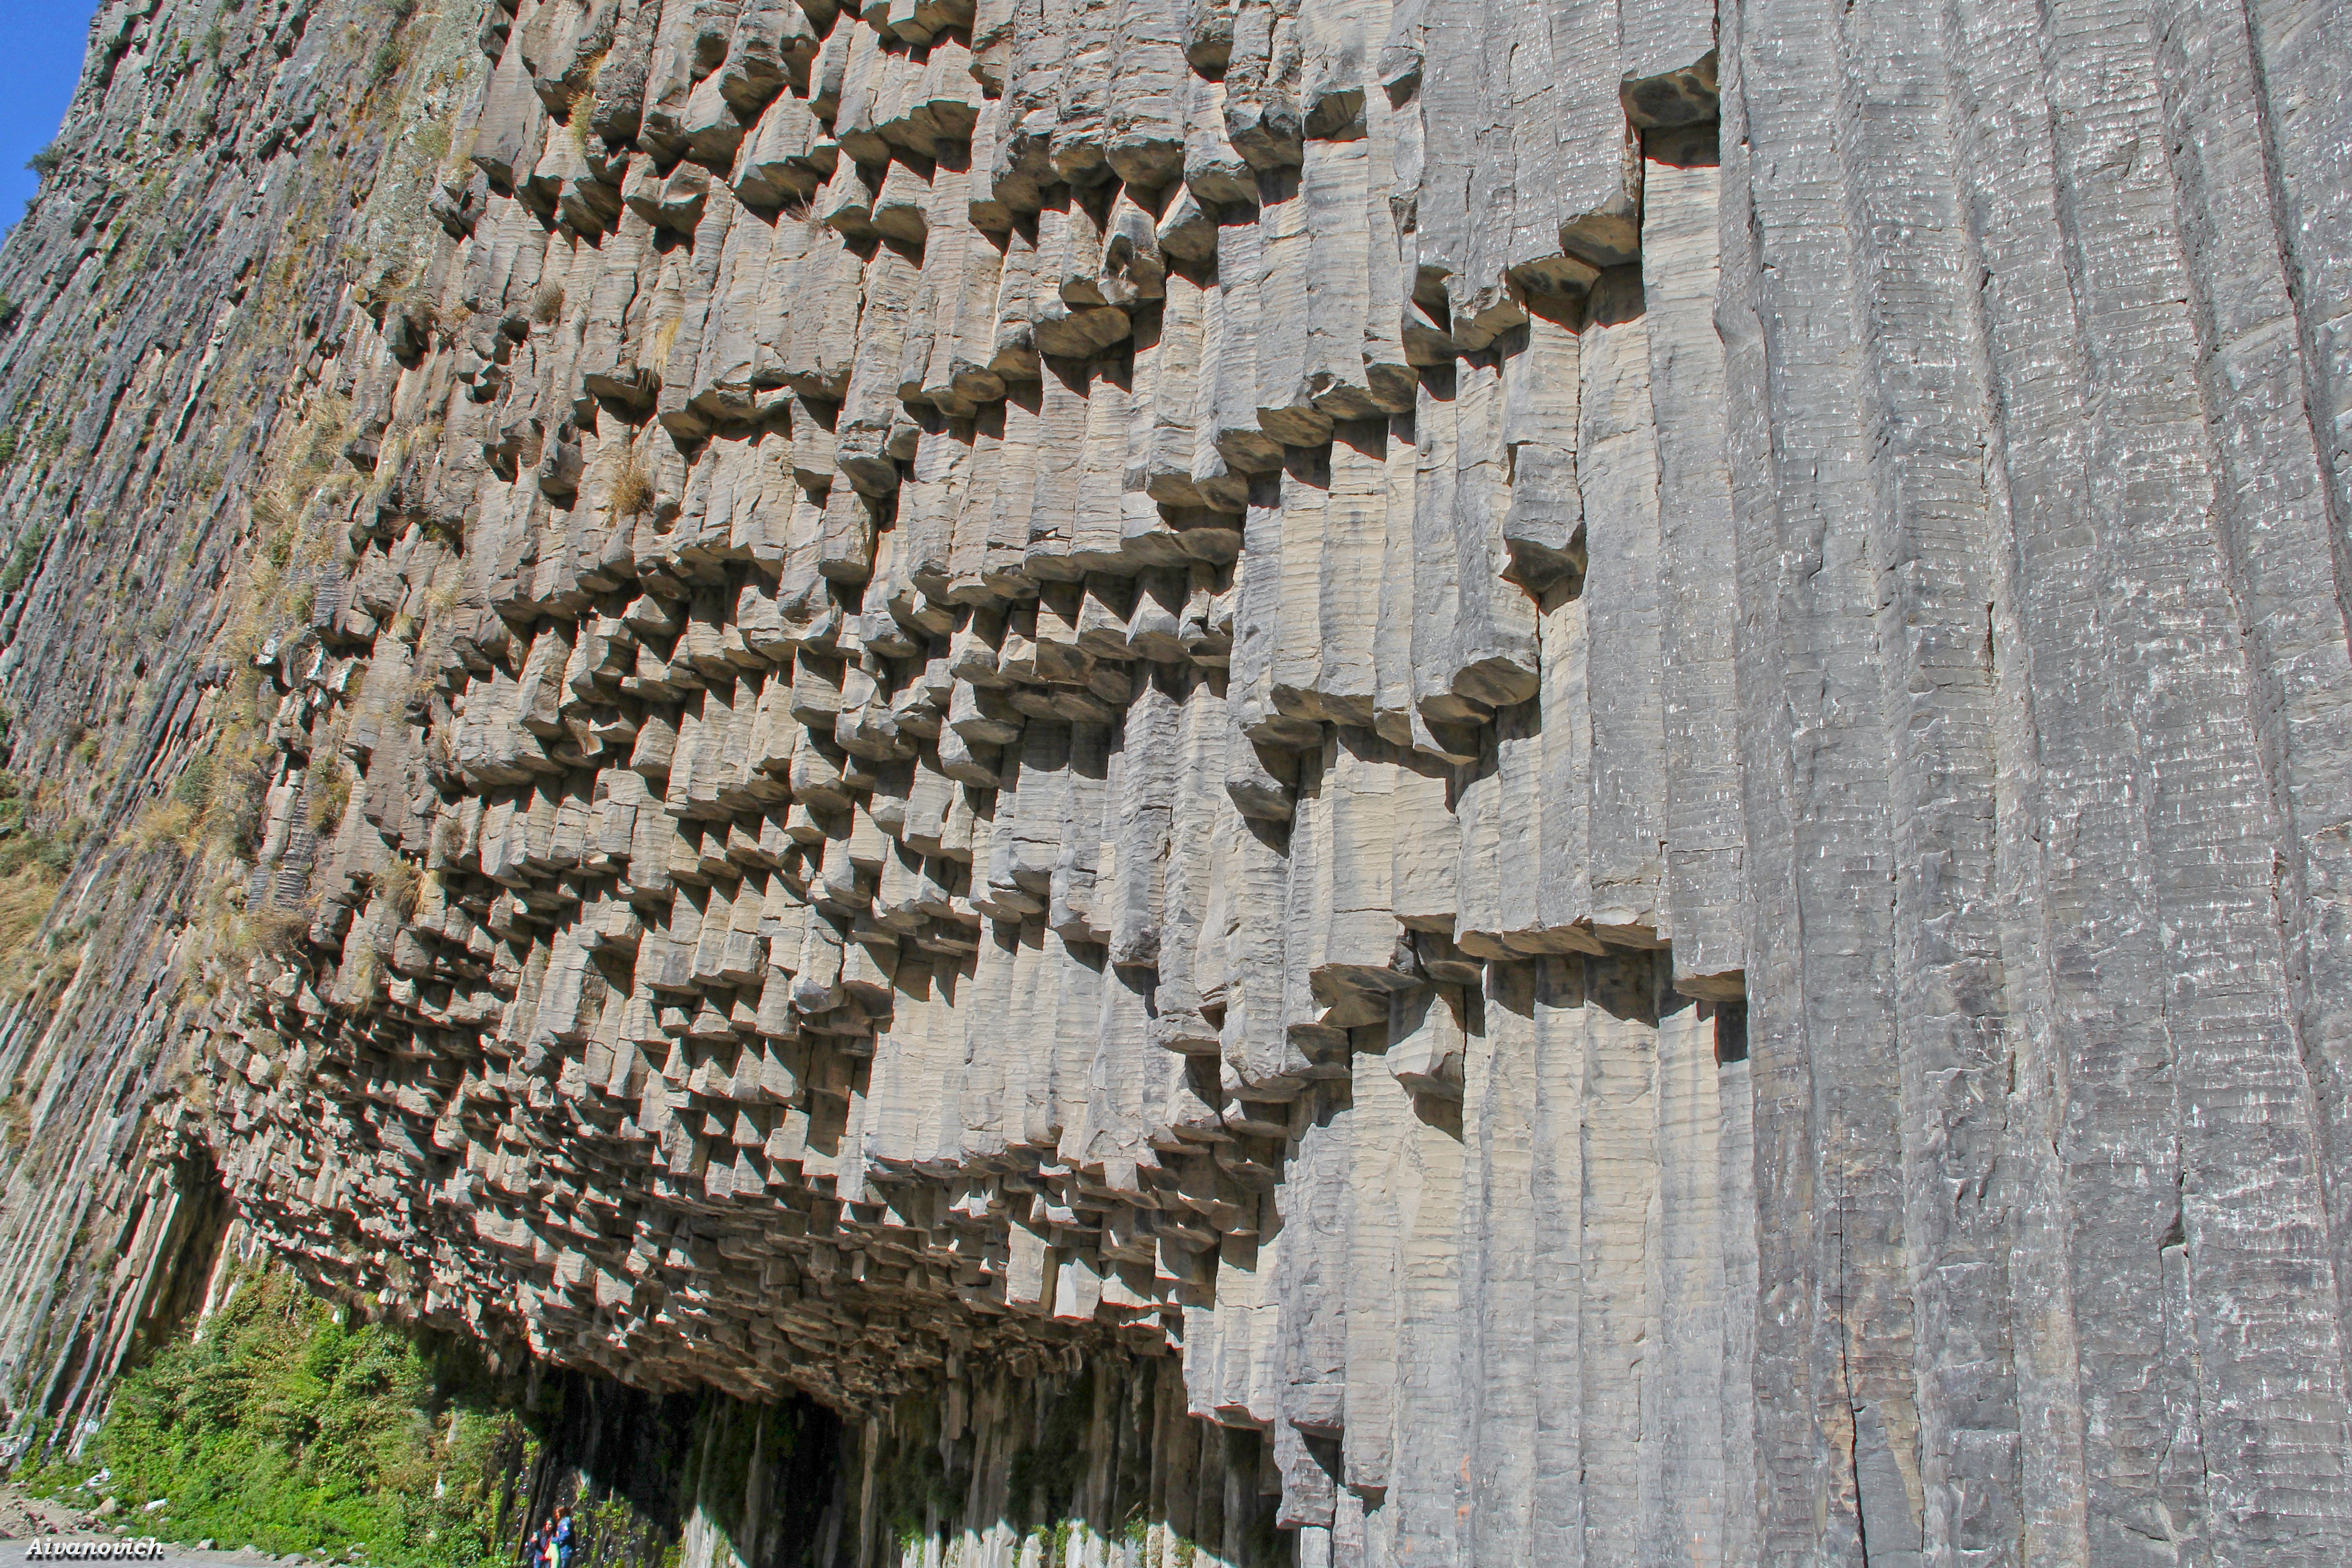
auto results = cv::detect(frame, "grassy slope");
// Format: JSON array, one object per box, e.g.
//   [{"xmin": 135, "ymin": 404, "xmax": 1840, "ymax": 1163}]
[{"xmin": 22, "ymin": 1269, "xmax": 530, "ymax": 1565}]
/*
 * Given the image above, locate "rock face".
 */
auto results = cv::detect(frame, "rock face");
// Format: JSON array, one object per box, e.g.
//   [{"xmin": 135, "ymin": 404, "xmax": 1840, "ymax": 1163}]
[{"xmin": 0, "ymin": 0, "xmax": 2348, "ymax": 1561}]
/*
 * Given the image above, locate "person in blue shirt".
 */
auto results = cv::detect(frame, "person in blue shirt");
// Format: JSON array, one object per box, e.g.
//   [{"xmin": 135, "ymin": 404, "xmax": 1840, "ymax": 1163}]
[{"xmin": 552, "ymin": 1505, "xmax": 576, "ymax": 1568}]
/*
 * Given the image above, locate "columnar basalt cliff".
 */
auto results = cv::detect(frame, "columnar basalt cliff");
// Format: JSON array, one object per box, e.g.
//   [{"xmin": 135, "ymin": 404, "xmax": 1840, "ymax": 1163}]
[{"xmin": 0, "ymin": 0, "xmax": 2345, "ymax": 1560}]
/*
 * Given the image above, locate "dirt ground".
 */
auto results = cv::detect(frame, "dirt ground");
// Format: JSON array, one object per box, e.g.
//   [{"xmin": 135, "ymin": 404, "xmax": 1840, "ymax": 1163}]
[
  {"xmin": 0, "ymin": 1484, "xmax": 89, "ymax": 1541},
  {"xmin": 0, "ymin": 1483, "xmax": 290, "ymax": 1566}
]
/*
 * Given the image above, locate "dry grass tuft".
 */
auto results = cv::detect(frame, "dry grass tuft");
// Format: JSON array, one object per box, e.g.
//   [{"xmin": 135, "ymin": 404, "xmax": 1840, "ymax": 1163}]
[
  {"xmin": 0, "ymin": 867, "xmax": 59, "ymax": 990},
  {"xmin": 610, "ymin": 458, "xmax": 654, "ymax": 518},
  {"xmin": 530, "ymin": 281, "xmax": 565, "ymax": 324},
  {"xmin": 305, "ymin": 754, "xmax": 351, "ymax": 834},
  {"xmin": 215, "ymin": 905, "xmax": 310, "ymax": 965},
  {"xmin": 128, "ymin": 800, "xmax": 197, "ymax": 854},
  {"xmin": 218, "ymin": 392, "xmax": 358, "ymax": 665},
  {"xmin": 196, "ymin": 734, "xmax": 271, "ymax": 857},
  {"xmin": 381, "ymin": 859, "xmax": 422, "ymax": 922}
]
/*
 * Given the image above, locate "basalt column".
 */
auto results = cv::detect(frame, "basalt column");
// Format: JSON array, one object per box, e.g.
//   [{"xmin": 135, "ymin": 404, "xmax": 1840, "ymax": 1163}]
[{"xmin": 0, "ymin": 0, "xmax": 2344, "ymax": 1560}]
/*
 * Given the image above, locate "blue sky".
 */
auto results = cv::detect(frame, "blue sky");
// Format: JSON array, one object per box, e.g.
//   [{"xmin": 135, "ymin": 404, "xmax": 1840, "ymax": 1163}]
[{"xmin": 0, "ymin": 0, "xmax": 99, "ymax": 232}]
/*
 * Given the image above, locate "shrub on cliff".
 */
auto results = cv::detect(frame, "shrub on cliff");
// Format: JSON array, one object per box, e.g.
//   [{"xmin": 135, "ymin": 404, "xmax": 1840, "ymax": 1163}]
[{"xmin": 2, "ymin": 525, "xmax": 47, "ymax": 594}]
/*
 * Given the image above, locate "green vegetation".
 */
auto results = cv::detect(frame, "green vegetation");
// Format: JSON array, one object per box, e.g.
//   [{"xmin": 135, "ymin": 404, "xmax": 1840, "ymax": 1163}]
[
  {"xmin": 1002, "ymin": 1368, "xmax": 1097, "ymax": 1531},
  {"xmin": 688, "ymin": 1394, "xmax": 820, "ymax": 1552},
  {"xmin": 20, "ymin": 1269, "xmax": 529, "ymax": 1567},
  {"xmin": 304, "ymin": 753, "xmax": 350, "ymax": 833},
  {"xmin": 0, "ymin": 429, "xmax": 18, "ymax": 465},
  {"xmin": 25, "ymin": 143, "xmax": 63, "ymax": 179},
  {"xmin": 3, "ymin": 525, "xmax": 48, "ymax": 593},
  {"xmin": 0, "ymin": 831, "xmax": 72, "ymax": 878},
  {"xmin": 171, "ymin": 755, "xmax": 214, "ymax": 810}
]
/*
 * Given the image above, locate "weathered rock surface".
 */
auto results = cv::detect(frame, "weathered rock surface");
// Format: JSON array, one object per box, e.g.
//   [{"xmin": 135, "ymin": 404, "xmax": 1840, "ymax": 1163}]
[{"xmin": 0, "ymin": 0, "xmax": 2343, "ymax": 1561}]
